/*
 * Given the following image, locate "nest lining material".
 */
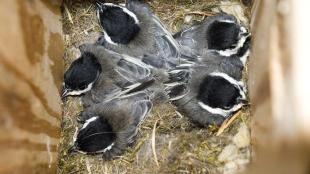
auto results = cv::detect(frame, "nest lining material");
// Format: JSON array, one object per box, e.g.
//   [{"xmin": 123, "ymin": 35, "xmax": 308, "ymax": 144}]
[{"xmin": 58, "ymin": 0, "xmax": 252, "ymax": 173}]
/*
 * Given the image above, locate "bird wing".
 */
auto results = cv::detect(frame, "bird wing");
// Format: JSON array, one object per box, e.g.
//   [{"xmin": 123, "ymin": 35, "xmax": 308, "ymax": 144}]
[
  {"xmin": 115, "ymin": 54, "xmax": 153, "ymax": 83},
  {"xmin": 106, "ymin": 91, "xmax": 152, "ymax": 143},
  {"xmin": 80, "ymin": 92, "xmax": 152, "ymax": 126},
  {"xmin": 126, "ymin": 92, "xmax": 153, "ymax": 126},
  {"xmin": 80, "ymin": 43, "xmax": 154, "ymax": 89},
  {"xmin": 173, "ymin": 24, "xmax": 201, "ymax": 57},
  {"xmin": 163, "ymin": 64, "xmax": 192, "ymax": 101},
  {"xmin": 152, "ymin": 15, "xmax": 181, "ymax": 60}
]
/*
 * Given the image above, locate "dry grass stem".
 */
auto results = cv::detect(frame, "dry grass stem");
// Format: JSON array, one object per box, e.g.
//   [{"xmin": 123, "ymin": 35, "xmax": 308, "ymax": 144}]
[
  {"xmin": 216, "ymin": 110, "xmax": 242, "ymax": 136},
  {"xmin": 151, "ymin": 120, "xmax": 160, "ymax": 167}
]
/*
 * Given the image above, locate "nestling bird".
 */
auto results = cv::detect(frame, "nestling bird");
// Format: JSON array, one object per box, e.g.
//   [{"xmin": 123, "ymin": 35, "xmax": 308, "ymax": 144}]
[
  {"xmin": 96, "ymin": 0, "xmax": 185, "ymax": 69},
  {"xmin": 62, "ymin": 52, "xmax": 102, "ymax": 98},
  {"xmin": 61, "ymin": 43, "xmax": 154, "ymax": 107},
  {"xmin": 68, "ymin": 91, "xmax": 152, "ymax": 160},
  {"xmin": 174, "ymin": 13, "xmax": 251, "ymax": 64},
  {"xmin": 164, "ymin": 45, "xmax": 247, "ymax": 105},
  {"xmin": 165, "ymin": 64, "xmax": 247, "ymax": 126},
  {"xmin": 78, "ymin": 43, "xmax": 170, "ymax": 107},
  {"xmin": 164, "ymin": 48, "xmax": 246, "ymax": 99}
]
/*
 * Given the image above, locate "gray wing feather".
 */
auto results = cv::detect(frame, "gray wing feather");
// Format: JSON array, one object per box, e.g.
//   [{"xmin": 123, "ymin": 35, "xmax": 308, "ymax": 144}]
[{"xmin": 116, "ymin": 54, "xmax": 153, "ymax": 83}]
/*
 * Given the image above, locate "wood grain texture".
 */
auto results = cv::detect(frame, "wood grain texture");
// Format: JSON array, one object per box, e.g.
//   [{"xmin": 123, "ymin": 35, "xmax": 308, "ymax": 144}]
[
  {"xmin": 246, "ymin": 0, "xmax": 310, "ymax": 173},
  {"xmin": 0, "ymin": 0, "xmax": 63, "ymax": 173}
]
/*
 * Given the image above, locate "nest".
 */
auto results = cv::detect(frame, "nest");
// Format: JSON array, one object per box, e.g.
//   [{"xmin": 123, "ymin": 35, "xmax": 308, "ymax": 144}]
[{"xmin": 58, "ymin": 0, "xmax": 252, "ymax": 173}]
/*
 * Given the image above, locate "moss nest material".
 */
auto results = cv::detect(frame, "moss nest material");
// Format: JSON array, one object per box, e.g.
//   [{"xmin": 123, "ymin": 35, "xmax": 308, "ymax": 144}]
[{"xmin": 58, "ymin": 0, "xmax": 252, "ymax": 173}]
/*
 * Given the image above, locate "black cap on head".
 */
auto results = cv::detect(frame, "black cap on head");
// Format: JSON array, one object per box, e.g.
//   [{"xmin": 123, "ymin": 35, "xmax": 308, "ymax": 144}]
[
  {"xmin": 236, "ymin": 35, "xmax": 251, "ymax": 57},
  {"xmin": 73, "ymin": 117, "xmax": 116, "ymax": 154},
  {"xmin": 197, "ymin": 75, "xmax": 241, "ymax": 109},
  {"xmin": 206, "ymin": 21, "xmax": 240, "ymax": 51},
  {"xmin": 63, "ymin": 52, "xmax": 102, "ymax": 96},
  {"xmin": 97, "ymin": 4, "xmax": 140, "ymax": 44}
]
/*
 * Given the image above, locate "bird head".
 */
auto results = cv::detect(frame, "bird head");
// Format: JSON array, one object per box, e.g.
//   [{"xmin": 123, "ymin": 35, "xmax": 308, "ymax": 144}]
[{"xmin": 62, "ymin": 52, "xmax": 101, "ymax": 99}]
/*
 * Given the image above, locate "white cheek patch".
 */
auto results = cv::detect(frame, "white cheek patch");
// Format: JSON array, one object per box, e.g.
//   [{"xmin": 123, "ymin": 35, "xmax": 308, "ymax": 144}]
[
  {"xmin": 103, "ymin": 3, "xmax": 140, "ymax": 24},
  {"xmin": 101, "ymin": 29, "xmax": 118, "ymax": 46},
  {"xmin": 76, "ymin": 143, "xmax": 115, "ymax": 155},
  {"xmin": 198, "ymin": 102, "xmax": 244, "ymax": 117},
  {"xmin": 216, "ymin": 33, "xmax": 249, "ymax": 57},
  {"xmin": 81, "ymin": 116, "xmax": 99, "ymax": 130},
  {"xmin": 77, "ymin": 142, "xmax": 114, "ymax": 155},
  {"xmin": 240, "ymin": 49, "xmax": 250, "ymax": 66},
  {"xmin": 218, "ymin": 19, "xmax": 235, "ymax": 24},
  {"xmin": 97, "ymin": 3, "xmax": 140, "ymax": 45},
  {"xmin": 209, "ymin": 72, "xmax": 240, "ymax": 86},
  {"xmin": 66, "ymin": 82, "xmax": 94, "ymax": 96},
  {"xmin": 92, "ymin": 142, "xmax": 115, "ymax": 154},
  {"xmin": 102, "ymin": 142, "xmax": 115, "ymax": 153},
  {"xmin": 122, "ymin": 7, "xmax": 139, "ymax": 24}
]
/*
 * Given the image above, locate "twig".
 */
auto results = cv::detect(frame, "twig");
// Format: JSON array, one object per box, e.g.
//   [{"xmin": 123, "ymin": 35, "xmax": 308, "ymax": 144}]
[
  {"xmin": 216, "ymin": 110, "xmax": 242, "ymax": 136},
  {"xmin": 79, "ymin": 27, "xmax": 94, "ymax": 35},
  {"xmin": 175, "ymin": 111, "xmax": 184, "ymax": 119},
  {"xmin": 84, "ymin": 4, "xmax": 93, "ymax": 15},
  {"xmin": 151, "ymin": 120, "xmax": 159, "ymax": 167},
  {"xmin": 217, "ymin": 3, "xmax": 241, "ymax": 7},
  {"xmin": 120, "ymin": 159, "xmax": 131, "ymax": 164},
  {"xmin": 186, "ymin": 11, "xmax": 214, "ymax": 17},
  {"xmin": 133, "ymin": 137, "xmax": 148, "ymax": 154},
  {"xmin": 64, "ymin": 3, "xmax": 74, "ymax": 24},
  {"xmin": 85, "ymin": 158, "xmax": 92, "ymax": 174},
  {"xmin": 72, "ymin": 127, "xmax": 78, "ymax": 142},
  {"xmin": 141, "ymin": 126, "xmax": 152, "ymax": 130}
]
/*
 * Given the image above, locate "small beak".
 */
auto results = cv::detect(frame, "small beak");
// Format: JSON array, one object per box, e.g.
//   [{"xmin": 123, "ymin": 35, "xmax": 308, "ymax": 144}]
[
  {"xmin": 241, "ymin": 34, "xmax": 251, "ymax": 44},
  {"xmin": 61, "ymin": 87, "xmax": 70, "ymax": 99},
  {"xmin": 238, "ymin": 98, "xmax": 249, "ymax": 106},
  {"xmin": 68, "ymin": 145, "xmax": 78, "ymax": 155},
  {"xmin": 78, "ymin": 43, "xmax": 87, "ymax": 52},
  {"xmin": 95, "ymin": 1, "xmax": 107, "ymax": 11},
  {"xmin": 95, "ymin": 1, "xmax": 102, "ymax": 8},
  {"xmin": 96, "ymin": 35, "xmax": 106, "ymax": 46},
  {"xmin": 76, "ymin": 113, "xmax": 86, "ymax": 124}
]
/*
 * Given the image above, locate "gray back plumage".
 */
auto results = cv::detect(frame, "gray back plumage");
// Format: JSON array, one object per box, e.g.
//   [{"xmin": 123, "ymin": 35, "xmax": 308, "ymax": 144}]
[
  {"xmin": 164, "ymin": 51, "xmax": 246, "ymax": 126},
  {"xmin": 79, "ymin": 91, "xmax": 152, "ymax": 159},
  {"xmin": 165, "ymin": 50, "xmax": 244, "ymax": 99},
  {"xmin": 174, "ymin": 13, "xmax": 247, "ymax": 58},
  {"xmin": 98, "ymin": 1, "xmax": 181, "ymax": 69},
  {"xmin": 174, "ymin": 92, "xmax": 226, "ymax": 126},
  {"xmin": 79, "ymin": 43, "xmax": 154, "ymax": 107}
]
